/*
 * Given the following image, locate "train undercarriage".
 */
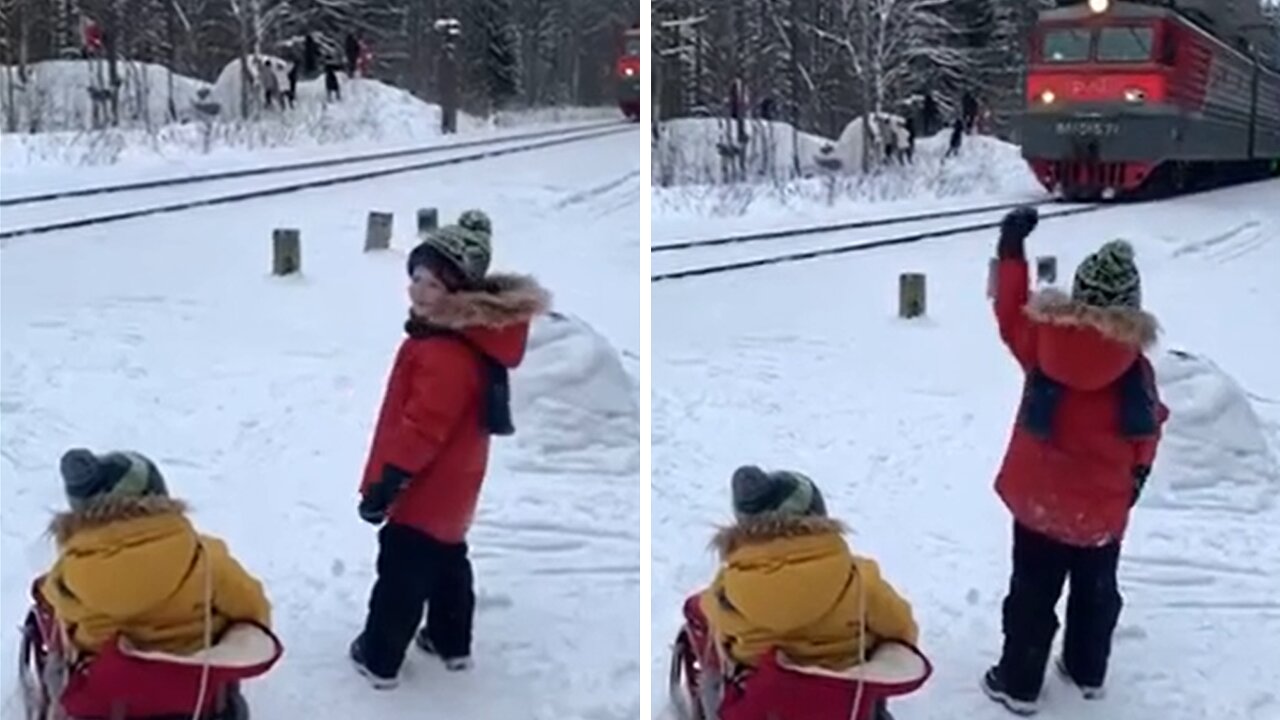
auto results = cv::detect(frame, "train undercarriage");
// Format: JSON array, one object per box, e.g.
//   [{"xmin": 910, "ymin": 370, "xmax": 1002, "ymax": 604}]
[
  {"xmin": 1028, "ymin": 155, "xmax": 1278, "ymax": 201},
  {"xmin": 1022, "ymin": 112, "xmax": 1280, "ymax": 201}
]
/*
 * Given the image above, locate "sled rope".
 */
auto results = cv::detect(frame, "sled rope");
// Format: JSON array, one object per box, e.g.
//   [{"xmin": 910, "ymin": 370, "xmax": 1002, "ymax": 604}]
[
  {"xmin": 191, "ymin": 542, "xmax": 214, "ymax": 720},
  {"xmin": 849, "ymin": 565, "xmax": 868, "ymax": 720}
]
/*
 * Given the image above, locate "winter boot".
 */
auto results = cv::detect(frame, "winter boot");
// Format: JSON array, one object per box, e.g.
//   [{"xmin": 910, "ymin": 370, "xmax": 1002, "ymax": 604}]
[
  {"xmin": 350, "ymin": 635, "xmax": 399, "ymax": 689},
  {"xmin": 1055, "ymin": 655, "xmax": 1105, "ymax": 699},
  {"xmin": 981, "ymin": 667, "xmax": 1040, "ymax": 716},
  {"xmin": 414, "ymin": 627, "xmax": 472, "ymax": 671}
]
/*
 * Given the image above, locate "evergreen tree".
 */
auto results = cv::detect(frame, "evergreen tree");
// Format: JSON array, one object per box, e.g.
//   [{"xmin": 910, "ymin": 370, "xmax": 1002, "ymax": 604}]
[{"xmin": 465, "ymin": 0, "xmax": 520, "ymax": 111}]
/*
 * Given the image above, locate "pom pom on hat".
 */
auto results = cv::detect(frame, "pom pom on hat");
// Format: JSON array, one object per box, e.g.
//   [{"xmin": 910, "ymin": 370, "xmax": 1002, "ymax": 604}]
[
  {"xmin": 407, "ymin": 209, "xmax": 493, "ymax": 287},
  {"xmin": 60, "ymin": 448, "xmax": 168, "ymax": 511}
]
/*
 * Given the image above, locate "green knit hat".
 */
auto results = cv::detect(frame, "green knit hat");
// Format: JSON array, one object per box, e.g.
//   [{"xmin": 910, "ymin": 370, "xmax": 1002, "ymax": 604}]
[
  {"xmin": 60, "ymin": 448, "xmax": 168, "ymax": 512},
  {"xmin": 1073, "ymin": 239, "xmax": 1141, "ymax": 309},
  {"xmin": 415, "ymin": 209, "xmax": 493, "ymax": 286},
  {"xmin": 731, "ymin": 465, "xmax": 827, "ymax": 521}
]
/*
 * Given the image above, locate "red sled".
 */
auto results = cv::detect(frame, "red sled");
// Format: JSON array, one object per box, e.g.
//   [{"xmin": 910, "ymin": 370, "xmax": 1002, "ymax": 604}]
[
  {"xmin": 670, "ymin": 595, "xmax": 932, "ymax": 720},
  {"xmin": 18, "ymin": 579, "xmax": 282, "ymax": 720}
]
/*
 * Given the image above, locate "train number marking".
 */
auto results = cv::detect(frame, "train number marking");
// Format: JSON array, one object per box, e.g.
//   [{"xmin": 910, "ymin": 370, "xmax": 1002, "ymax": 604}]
[{"xmin": 1055, "ymin": 121, "xmax": 1121, "ymax": 137}]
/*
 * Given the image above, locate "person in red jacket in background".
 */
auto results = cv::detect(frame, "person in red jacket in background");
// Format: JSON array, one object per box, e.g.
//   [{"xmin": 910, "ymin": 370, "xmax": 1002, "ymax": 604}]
[
  {"xmin": 981, "ymin": 208, "xmax": 1168, "ymax": 716},
  {"xmin": 349, "ymin": 209, "xmax": 550, "ymax": 689}
]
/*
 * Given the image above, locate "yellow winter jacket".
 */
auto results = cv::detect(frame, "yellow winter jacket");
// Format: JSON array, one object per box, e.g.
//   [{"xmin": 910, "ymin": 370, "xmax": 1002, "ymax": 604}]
[
  {"xmin": 40, "ymin": 497, "xmax": 271, "ymax": 658},
  {"xmin": 700, "ymin": 516, "xmax": 919, "ymax": 671}
]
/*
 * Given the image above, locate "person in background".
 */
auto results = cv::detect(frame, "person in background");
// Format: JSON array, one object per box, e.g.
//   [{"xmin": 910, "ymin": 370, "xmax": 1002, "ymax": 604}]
[
  {"xmin": 303, "ymin": 33, "xmax": 319, "ymax": 76},
  {"xmin": 258, "ymin": 56, "xmax": 280, "ymax": 109},
  {"xmin": 285, "ymin": 58, "xmax": 299, "ymax": 108},
  {"xmin": 324, "ymin": 62, "xmax": 341, "ymax": 102},
  {"xmin": 921, "ymin": 89, "xmax": 939, "ymax": 135},
  {"xmin": 903, "ymin": 114, "xmax": 917, "ymax": 163},
  {"xmin": 345, "ymin": 33, "xmax": 360, "ymax": 78},
  {"xmin": 945, "ymin": 117, "xmax": 964, "ymax": 159},
  {"xmin": 962, "ymin": 90, "xmax": 979, "ymax": 134}
]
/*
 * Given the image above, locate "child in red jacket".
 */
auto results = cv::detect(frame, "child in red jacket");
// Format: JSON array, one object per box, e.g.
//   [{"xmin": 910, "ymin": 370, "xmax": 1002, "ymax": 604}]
[
  {"xmin": 350, "ymin": 210, "xmax": 549, "ymax": 689},
  {"xmin": 981, "ymin": 208, "xmax": 1168, "ymax": 716}
]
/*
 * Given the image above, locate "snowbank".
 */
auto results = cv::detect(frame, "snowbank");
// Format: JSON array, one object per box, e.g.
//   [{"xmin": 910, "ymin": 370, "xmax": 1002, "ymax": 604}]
[
  {"xmin": 2, "ymin": 59, "xmax": 615, "ymax": 171},
  {"xmin": 0, "ymin": 59, "xmax": 209, "ymax": 132},
  {"xmin": 1148, "ymin": 349, "xmax": 1279, "ymax": 513},
  {"xmin": 487, "ymin": 105, "xmax": 622, "ymax": 128},
  {"xmin": 650, "ymin": 112, "xmax": 1039, "ymax": 217},
  {"xmin": 0, "ymin": 68, "xmax": 477, "ymax": 170},
  {"xmin": 509, "ymin": 312, "xmax": 639, "ymax": 476},
  {"xmin": 653, "ymin": 117, "xmax": 830, "ymax": 187}
]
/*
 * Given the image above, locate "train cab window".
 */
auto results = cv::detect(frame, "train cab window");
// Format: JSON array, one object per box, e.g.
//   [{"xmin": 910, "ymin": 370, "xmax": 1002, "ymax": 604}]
[
  {"xmin": 1042, "ymin": 28, "xmax": 1092, "ymax": 62},
  {"xmin": 1097, "ymin": 26, "xmax": 1155, "ymax": 62},
  {"xmin": 624, "ymin": 36, "xmax": 639, "ymax": 56}
]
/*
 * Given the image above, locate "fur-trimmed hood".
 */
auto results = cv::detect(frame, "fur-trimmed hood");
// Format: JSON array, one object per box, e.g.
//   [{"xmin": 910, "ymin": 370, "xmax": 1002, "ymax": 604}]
[
  {"xmin": 1025, "ymin": 288, "xmax": 1158, "ymax": 349},
  {"xmin": 412, "ymin": 273, "xmax": 550, "ymax": 368},
  {"xmin": 712, "ymin": 515, "xmax": 847, "ymax": 558},
  {"xmin": 50, "ymin": 496, "xmax": 189, "ymax": 545},
  {"xmin": 40, "ymin": 496, "xmax": 272, "ymax": 656},
  {"xmin": 422, "ymin": 273, "xmax": 551, "ymax": 330}
]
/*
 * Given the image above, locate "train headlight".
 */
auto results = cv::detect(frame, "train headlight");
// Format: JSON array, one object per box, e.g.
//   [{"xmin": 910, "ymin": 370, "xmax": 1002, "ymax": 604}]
[
  {"xmin": 1040, "ymin": 89, "xmax": 1057, "ymax": 105},
  {"xmin": 1123, "ymin": 88, "xmax": 1146, "ymax": 103},
  {"xmin": 1088, "ymin": 0, "xmax": 1109, "ymax": 13},
  {"xmin": 623, "ymin": 66, "xmax": 635, "ymax": 77}
]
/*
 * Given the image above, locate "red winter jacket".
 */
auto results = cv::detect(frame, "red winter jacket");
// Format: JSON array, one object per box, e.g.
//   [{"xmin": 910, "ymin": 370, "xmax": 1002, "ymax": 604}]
[
  {"xmin": 361, "ymin": 274, "xmax": 549, "ymax": 543},
  {"xmin": 993, "ymin": 259, "xmax": 1168, "ymax": 547}
]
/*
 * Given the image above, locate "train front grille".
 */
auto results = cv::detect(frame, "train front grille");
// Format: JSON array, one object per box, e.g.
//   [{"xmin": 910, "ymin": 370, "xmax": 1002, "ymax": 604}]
[{"xmin": 1050, "ymin": 161, "xmax": 1127, "ymax": 190}]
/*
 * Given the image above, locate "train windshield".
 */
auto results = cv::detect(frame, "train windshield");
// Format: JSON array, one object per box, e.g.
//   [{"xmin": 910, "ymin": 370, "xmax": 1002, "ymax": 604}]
[
  {"xmin": 1042, "ymin": 28, "xmax": 1092, "ymax": 63},
  {"xmin": 624, "ymin": 34, "xmax": 639, "ymax": 56},
  {"xmin": 1097, "ymin": 26, "xmax": 1155, "ymax": 62}
]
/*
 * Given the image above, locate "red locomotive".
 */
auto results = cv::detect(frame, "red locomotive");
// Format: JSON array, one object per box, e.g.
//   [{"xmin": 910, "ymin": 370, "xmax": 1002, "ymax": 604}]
[
  {"xmin": 617, "ymin": 26, "xmax": 640, "ymax": 121},
  {"xmin": 1022, "ymin": 0, "xmax": 1280, "ymax": 199}
]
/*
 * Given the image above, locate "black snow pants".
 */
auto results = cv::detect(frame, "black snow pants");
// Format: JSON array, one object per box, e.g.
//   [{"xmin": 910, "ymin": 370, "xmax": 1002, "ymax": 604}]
[
  {"xmin": 360, "ymin": 522, "xmax": 475, "ymax": 677},
  {"xmin": 997, "ymin": 522, "xmax": 1122, "ymax": 700}
]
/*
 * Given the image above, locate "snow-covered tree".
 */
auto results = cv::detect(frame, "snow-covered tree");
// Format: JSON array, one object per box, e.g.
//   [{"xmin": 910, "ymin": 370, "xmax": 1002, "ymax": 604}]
[
  {"xmin": 1, "ymin": 0, "xmax": 638, "ymax": 129},
  {"xmin": 465, "ymin": 0, "xmax": 520, "ymax": 111}
]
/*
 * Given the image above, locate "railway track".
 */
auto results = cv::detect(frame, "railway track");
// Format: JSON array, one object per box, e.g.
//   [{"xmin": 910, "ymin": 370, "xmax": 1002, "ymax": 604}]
[
  {"xmin": 651, "ymin": 199, "xmax": 1105, "ymax": 282},
  {"xmin": 0, "ymin": 122, "xmax": 631, "ymax": 241},
  {"xmin": 1, "ymin": 120, "xmax": 623, "ymax": 208}
]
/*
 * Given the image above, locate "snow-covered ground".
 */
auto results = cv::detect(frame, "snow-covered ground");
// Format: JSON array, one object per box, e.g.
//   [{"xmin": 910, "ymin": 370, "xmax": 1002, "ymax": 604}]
[
  {"xmin": 653, "ymin": 117, "xmax": 1044, "ymax": 230},
  {"xmin": 652, "ymin": 179, "xmax": 1280, "ymax": 720},
  {"xmin": 1, "ymin": 129, "xmax": 640, "ymax": 719}
]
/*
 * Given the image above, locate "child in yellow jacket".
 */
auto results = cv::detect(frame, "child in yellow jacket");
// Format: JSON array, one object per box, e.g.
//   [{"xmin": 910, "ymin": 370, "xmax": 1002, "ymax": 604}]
[
  {"xmin": 699, "ymin": 466, "xmax": 919, "ymax": 718},
  {"xmin": 40, "ymin": 448, "xmax": 271, "ymax": 660}
]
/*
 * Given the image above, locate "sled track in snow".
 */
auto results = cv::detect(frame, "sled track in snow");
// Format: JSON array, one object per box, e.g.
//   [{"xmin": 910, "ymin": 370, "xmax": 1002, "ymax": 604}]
[
  {"xmin": 0, "ymin": 122, "xmax": 631, "ymax": 241},
  {"xmin": 650, "ymin": 200, "xmax": 1106, "ymax": 282}
]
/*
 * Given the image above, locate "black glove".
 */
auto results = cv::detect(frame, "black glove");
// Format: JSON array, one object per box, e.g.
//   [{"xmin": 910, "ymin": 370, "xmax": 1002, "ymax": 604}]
[
  {"xmin": 358, "ymin": 465, "xmax": 412, "ymax": 525},
  {"xmin": 1130, "ymin": 465, "xmax": 1151, "ymax": 508},
  {"xmin": 997, "ymin": 206, "xmax": 1039, "ymax": 260}
]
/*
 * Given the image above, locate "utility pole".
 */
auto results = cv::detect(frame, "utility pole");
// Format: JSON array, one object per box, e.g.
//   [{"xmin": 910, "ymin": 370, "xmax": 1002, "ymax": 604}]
[{"xmin": 434, "ymin": 17, "xmax": 461, "ymax": 134}]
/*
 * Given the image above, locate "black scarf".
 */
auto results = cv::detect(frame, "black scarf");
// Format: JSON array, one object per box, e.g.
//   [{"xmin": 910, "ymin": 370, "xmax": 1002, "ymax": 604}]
[
  {"xmin": 1020, "ymin": 361, "xmax": 1156, "ymax": 440},
  {"xmin": 405, "ymin": 317, "xmax": 515, "ymax": 436}
]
